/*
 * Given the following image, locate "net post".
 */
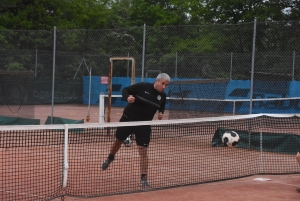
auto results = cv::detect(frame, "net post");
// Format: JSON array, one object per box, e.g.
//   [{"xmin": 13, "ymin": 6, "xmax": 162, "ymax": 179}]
[
  {"xmin": 99, "ymin": 93, "xmax": 105, "ymax": 123},
  {"xmin": 62, "ymin": 124, "xmax": 69, "ymax": 188}
]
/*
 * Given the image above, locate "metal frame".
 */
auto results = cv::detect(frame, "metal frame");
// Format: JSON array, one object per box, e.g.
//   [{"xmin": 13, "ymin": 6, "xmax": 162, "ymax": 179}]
[{"xmin": 107, "ymin": 57, "xmax": 135, "ymax": 123}]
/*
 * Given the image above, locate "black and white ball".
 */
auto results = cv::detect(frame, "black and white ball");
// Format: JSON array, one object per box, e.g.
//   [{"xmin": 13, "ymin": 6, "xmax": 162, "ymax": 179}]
[
  {"xmin": 124, "ymin": 134, "xmax": 133, "ymax": 147},
  {"xmin": 222, "ymin": 131, "xmax": 240, "ymax": 147}
]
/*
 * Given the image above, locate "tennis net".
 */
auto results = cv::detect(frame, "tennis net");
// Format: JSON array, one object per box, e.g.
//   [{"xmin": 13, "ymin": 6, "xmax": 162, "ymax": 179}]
[
  {"xmin": 167, "ymin": 96, "xmax": 300, "ymax": 119},
  {"xmin": 1, "ymin": 114, "xmax": 300, "ymax": 200},
  {"xmin": 99, "ymin": 94, "xmax": 300, "ymax": 122}
]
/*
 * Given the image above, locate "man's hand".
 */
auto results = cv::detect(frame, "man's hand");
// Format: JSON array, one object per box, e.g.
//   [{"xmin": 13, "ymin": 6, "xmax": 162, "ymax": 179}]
[
  {"xmin": 158, "ymin": 112, "xmax": 163, "ymax": 120},
  {"xmin": 127, "ymin": 95, "xmax": 135, "ymax": 103}
]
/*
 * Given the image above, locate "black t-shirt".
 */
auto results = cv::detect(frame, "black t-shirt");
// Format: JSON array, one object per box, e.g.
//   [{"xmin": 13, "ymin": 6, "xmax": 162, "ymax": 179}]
[{"xmin": 122, "ymin": 82, "xmax": 166, "ymax": 121}]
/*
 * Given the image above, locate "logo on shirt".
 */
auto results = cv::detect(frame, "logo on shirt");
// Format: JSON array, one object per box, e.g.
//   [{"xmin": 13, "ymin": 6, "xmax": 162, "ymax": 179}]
[
  {"xmin": 145, "ymin": 91, "xmax": 150, "ymax": 94},
  {"xmin": 157, "ymin": 95, "xmax": 161, "ymax": 100}
]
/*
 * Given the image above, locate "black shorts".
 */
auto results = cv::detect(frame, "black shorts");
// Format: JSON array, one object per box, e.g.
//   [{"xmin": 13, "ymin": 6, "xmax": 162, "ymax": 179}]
[{"xmin": 115, "ymin": 115, "xmax": 151, "ymax": 147}]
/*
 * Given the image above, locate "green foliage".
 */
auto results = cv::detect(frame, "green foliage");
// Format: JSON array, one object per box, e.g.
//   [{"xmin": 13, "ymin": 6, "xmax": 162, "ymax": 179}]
[
  {"xmin": 172, "ymin": 33, "xmax": 222, "ymax": 53},
  {"xmin": 0, "ymin": 0, "xmax": 111, "ymax": 30},
  {"xmin": 205, "ymin": 0, "xmax": 288, "ymax": 23},
  {"xmin": 108, "ymin": 0, "xmax": 132, "ymax": 28},
  {"xmin": 129, "ymin": 0, "xmax": 198, "ymax": 26},
  {"xmin": 1, "ymin": 0, "xmax": 299, "ymax": 30},
  {"xmin": 6, "ymin": 61, "xmax": 26, "ymax": 71}
]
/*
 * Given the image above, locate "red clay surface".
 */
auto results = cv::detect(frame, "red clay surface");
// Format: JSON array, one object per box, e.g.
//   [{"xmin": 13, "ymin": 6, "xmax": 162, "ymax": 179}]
[
  {"xmin": 53, "ymin": 174, "xmax": 300, "ymax": 201},
  {"xmin": 0, "ymin": 104, "xmax": 128, "ymax": 123}
]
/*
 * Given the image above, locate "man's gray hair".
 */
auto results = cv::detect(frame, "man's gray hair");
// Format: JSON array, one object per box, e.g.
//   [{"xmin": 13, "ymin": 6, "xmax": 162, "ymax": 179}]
[{"xmin": 156, "ymin": 73, "xmax": 171, "ymax": 82}]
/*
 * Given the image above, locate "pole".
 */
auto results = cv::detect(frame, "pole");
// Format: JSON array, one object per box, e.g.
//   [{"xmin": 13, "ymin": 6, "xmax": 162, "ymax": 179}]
[
  {"xmin": 51, "ymin": 26, "xmax": 56, "ymax": 124},
  {"xmin": 249, "ymin": 19, "xmax": 257, "ymax": 114},
  {"xmin": 127, "ymin": 52, "xmax": 130, "ymax": 77},
  {"xmin": 87, "ymin": 68, "xmax": 92, "ymax": 122},
  {"xmin": 62, "ymin": 124, "xmax": 69, "ymax": 188},
  {"xmin": 230, "ymin": 52, "xmax": 233, "ymax": 80},
  {"xmin": 292, "ymin": 51, "xmax": 296, "ymax": 81},
  {"xmin": 99, "ymin": 93, "xmax": 104, "ymax": 123},
  {"xmin": 175, "ymin": 52, "xmax": 178, "ymax": 78},
  {"xmin": 142, "ymin": 23, "xmax": 146, "ymax": 82},
  {"xmin": 35, "ymin": 49, "xmax": 37, "ymax": 77}
]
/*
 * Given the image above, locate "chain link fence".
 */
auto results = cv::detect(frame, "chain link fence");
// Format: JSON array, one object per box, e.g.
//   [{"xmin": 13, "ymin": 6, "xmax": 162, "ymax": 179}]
[{"xmin": 1, "ymin": 21, "xmax": 300, "ymax": 123}]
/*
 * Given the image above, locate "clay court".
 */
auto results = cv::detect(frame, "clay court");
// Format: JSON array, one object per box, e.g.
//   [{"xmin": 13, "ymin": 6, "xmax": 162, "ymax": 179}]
[
  {"xmin": 53, "ymin": 174, "xmax": 300, "ymax": 201},
  {"xmin": 1, "ymin": 104, "xmax": 300, "ymax": 201}
]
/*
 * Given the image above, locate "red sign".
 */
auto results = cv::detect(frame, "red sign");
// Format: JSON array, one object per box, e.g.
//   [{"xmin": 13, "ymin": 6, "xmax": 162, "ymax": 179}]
[{"xmin": 101, "ymin": 76, "xmax": 108, "ymax": 84}]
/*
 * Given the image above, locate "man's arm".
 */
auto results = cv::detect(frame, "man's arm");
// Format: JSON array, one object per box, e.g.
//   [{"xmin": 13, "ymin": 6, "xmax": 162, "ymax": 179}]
[
  {"xmin": 121, "ymin": 83, "xmax": 143, "ymax": 101},
  {"xmin": 158, "ymin": 94, "xmax": 166, "ymax": 120},
  {"xmin": 121, "ymin": 87, "xmax": 130, "ymax": 101}
]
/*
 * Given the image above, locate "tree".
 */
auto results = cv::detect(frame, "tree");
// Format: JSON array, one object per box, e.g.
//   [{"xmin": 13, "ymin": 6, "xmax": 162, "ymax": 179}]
[
  {"xmin": 61, "ymin": 0, "xmax": 111, "ymax": 29},
  {"xmin": 278, "ymin": 0, "xmax": 300, "ymax": 20},
  {"xmin": 204, "ymin": 0, "xmax": 285, "ymax": 24},
  {"xmin": 108, "ymin": 0, "xmax": 133, "ymax": 28},
  {"xmin": 0, "ymin": 0, "xmax": 111, "ymax": 30},
  {"xmin": 129, "ymin": 0, "xmax": 204, "ymax": 26}
]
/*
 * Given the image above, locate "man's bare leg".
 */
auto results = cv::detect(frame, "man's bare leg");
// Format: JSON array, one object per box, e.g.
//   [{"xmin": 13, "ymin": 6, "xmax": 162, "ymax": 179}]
[
  {"xmin": 109, "ymin": 140, "xmax": 123, "ymax": 155},
  {"xmin": 296, "ymin": 152, "xmax": 300, "ymax": 167}
]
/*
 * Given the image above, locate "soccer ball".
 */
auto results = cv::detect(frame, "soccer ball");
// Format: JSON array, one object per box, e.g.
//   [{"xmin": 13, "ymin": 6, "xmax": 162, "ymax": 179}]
[
  {"xmin": 222, "ymin": 131, "xmax": 240, "ymax": 147},
  {"xmin": 124, "ymin": 134, "xmax": 133, "ymax": 147}
]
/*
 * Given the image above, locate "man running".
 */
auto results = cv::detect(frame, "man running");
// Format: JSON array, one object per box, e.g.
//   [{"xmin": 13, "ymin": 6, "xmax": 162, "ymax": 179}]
[{"xmin": 101, "ymin": 73, "xmax": 171, "ymax": 188}]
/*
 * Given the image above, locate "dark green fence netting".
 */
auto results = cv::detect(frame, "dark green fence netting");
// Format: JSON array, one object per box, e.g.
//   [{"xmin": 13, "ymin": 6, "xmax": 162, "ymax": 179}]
[{"xmin": 44, "ymin": 116, "xmax": 84, "ymax": 125}]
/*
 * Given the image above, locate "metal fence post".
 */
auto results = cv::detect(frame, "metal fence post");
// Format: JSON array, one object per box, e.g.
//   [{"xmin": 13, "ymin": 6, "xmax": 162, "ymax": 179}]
[
  {"xmin": 51, "ymin": 26, "xmax": 56, "ymax": 124},
  {"xmin": 141, "ymin": 23, "xmax": 146, "ymax": 82},
  {"xmin": 175, "ymin": 52, "xmax": 178, "ymax": 78},
  {"xmin": 230, "ymin": 52, "xmax": 233, "ymax": 80},
  {"xmin": 292, "ymin": 51, "xmax": 296, "ymax": 80},
  {"xmin": 35, "ymin": 49, "xmax": 38, "ymax": 77},
  {"xmin": 249, "ymin": 19, "xmax": 257, "ymax": 114}
]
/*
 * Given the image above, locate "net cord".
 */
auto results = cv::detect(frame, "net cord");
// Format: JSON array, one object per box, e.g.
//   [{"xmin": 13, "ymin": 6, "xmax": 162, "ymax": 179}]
[
  {"xmin": 1, "ymin": 113, "xmax": 300, "ymax": 132},
  {"xmin": 98, "ymin": 94, "xmax": 300, "ymax": 123},
  {"xmin": 100, "ymin": 94, "xmax": 300, "ymax": 101}
]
